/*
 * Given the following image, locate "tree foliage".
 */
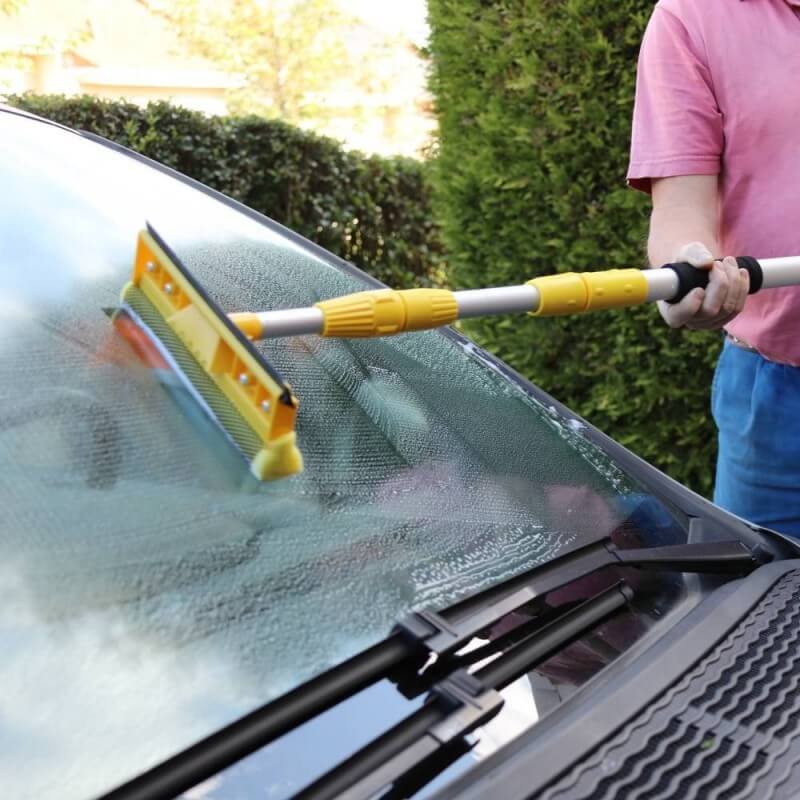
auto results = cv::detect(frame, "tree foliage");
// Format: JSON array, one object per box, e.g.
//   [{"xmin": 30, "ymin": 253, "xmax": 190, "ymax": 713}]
[
  {"xmin": 7, "ymin": 93, "xmax": 445, "ymax": 289},
  {"xmin": 140, "ymin": 0, "xmax": 382, "ymax": 122},
  {"xmin": 0, "ymin": 0, "xmax": 92, "ymax": 72},
  {"xmin": 0, "ymin": 0, "xmax": 25, "ymax": 13},
  {"xmin": 427, "ymin": 0, "xmax": 721, "ymax": 495}
]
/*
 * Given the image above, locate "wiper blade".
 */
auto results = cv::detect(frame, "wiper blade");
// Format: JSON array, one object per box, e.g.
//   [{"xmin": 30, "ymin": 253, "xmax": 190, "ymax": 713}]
[
  {"xmin": 297, "ymin": 584, "xmax": 634, "ymax": 800},
  {"xmin": 101, "ymin": 539, "xmax": 769, "ymax": 800},
  {"xmin": 299, "ymin": 541, "xmax": 769, "ymax": 800}
]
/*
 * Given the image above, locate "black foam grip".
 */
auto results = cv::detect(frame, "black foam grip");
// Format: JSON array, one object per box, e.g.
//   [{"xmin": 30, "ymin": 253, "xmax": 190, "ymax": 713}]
[{"xmin": 663, "ymin": 256, "xmax": 763, "ymax": 304}]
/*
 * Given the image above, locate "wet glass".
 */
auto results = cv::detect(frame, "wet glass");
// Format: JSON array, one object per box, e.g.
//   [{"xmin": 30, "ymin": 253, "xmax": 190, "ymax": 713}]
[{"xmin": 0, "ymin": 111, "xmax": 685, "ymax": 799}]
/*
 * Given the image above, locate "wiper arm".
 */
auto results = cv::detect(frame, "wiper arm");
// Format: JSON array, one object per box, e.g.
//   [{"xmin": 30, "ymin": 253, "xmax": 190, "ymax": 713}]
[
  {"xmin": 298, "ymin": 584, "xmax": 634, "ymax": 800},
  {"xmin": 396, "ymin": 539, "xmax": 766, "ymax": 666},
  {"xmin": 101, "ymin": 539, "xmax": 769, "ymax": 800},
  {"xmin": 299, "ymin": 541, "xmax": 769, "ymax": 800}
]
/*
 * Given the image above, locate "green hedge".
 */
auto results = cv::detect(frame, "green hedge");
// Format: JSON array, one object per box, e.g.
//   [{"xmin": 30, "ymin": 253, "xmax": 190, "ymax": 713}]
[
  {"xmin": 5, "ymin": 93, "xmax": 445, "ymax": 290},
  {"xmin": 427, "ymin": 0, "xmax": 721, "ymax": 496}
]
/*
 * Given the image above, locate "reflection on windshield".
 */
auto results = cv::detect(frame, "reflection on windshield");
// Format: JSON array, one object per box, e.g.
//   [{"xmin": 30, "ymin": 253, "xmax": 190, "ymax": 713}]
[{"xmin": 0, "ymin": 111, "xmax": 685, "ymax": 799}]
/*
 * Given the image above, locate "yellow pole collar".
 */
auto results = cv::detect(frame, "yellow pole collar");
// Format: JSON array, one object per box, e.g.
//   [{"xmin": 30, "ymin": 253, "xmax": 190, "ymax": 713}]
[
  {"xmin": 527, "ymin": 269, "xmax": 648, "ymax": 316},
  {"xmin": 315, "ymin": 288, "xmax": 459, "ymax": 338}
]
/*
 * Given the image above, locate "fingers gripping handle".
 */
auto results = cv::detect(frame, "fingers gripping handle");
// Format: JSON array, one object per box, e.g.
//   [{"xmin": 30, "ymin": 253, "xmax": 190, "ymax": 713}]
[{"xmin": 664, "ymin": 257, "xmax": 763, "ymax": 304}]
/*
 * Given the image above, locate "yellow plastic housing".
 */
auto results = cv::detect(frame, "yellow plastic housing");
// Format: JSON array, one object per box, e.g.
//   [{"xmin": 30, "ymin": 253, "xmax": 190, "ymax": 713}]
[
  {"xmin": 127, "ymin": 230, "xmax": 302, "ymax": 480},
  {"xmin": 315, "ymin": 288, "xmax": 459, "ymax": 338},
  {"xmin": 227, "ymin": 312, "xmax": 263, "ymax": 340},
  {"xmin": 528, "ymin": 269, "xmax": 648, "ymax": 316}
]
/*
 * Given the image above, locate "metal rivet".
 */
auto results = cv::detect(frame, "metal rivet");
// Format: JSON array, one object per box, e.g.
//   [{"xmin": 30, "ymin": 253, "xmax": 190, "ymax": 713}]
[
  {"xmin": 239, "ymin": 373, "xmax": 250, "ymax": 386},
  {"xmin": 146, "ymin": 261, "xmax": 155, "ymax": 272},
  {"xmin": 164, "ymin": 282, "xmax": 174, "ymax": 295},
  {"xmin": 261, "ymin": 399, "xmax": 271, "ymax": 412}
]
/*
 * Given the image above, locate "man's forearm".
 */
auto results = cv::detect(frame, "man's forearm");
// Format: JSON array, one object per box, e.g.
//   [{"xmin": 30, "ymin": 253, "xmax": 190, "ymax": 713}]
[
  {"xmin": 647, "ymin": 175, "xmax": 721, "ymax": 267},
  {"xmin": 647, "ymin": 202, "xmax": 720, "ymax": 267}
]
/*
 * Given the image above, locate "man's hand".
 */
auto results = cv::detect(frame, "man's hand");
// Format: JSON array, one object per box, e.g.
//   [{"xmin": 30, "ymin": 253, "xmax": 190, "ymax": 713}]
[
  {"xmin": 648, "ymin": 178, "xmax": 750, "ymax": 331},
  {"xmin": 656, "ymin": 241, "xmax": 750, "ymax": 330}
]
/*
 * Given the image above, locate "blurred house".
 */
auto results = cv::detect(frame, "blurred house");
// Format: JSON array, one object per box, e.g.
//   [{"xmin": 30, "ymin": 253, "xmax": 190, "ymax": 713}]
[
  {"xmin": 0, "ymin": 0, "xmax": 236, "ymax": 114},
  {"xmin": 308, "ymin": 25, "xmax": 435, "ymax": 158},
  {"xmin": 0, "ymin": 0, "xmax": 434, "ymax": 156}
]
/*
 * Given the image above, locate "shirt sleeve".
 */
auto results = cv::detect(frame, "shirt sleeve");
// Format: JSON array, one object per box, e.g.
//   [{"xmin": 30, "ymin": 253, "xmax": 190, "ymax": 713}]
[{"xmin": 627, "ymin": 5, "xmax": 723, "ymax": 194}]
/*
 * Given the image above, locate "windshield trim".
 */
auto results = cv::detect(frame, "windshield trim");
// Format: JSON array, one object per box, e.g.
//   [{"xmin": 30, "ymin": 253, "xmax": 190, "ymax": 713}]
[{"xmin": 445, "ymin": 325, "xmax": 793, "ymax": 551}]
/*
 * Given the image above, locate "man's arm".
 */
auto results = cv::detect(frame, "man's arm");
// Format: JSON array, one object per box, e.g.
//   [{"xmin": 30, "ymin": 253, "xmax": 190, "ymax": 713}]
[{"xmin": 649, "ymin": 175, "xmax": 749, "ymax": 330}]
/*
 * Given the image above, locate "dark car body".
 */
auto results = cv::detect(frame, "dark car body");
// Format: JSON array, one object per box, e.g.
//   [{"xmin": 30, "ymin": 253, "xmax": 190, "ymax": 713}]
[{"xmin": 2, "ymin": 106, "xmax": 800, "ymax": 800}]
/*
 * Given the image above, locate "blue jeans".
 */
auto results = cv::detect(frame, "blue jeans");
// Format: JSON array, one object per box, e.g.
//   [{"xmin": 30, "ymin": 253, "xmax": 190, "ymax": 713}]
[{"xmin": 712, "ymin": 339, "xmax": 800, "ymax": 537}]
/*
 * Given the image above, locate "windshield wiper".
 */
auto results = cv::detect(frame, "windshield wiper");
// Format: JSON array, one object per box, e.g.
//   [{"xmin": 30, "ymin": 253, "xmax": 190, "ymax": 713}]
[
  {"xmin": 297, "ymin": 582, "xmax": 634, "ymax": 800},
  {"xmin": 395, "ymin": 539, "xmax": 766, "ymax": 668},
  {"xmin": 101, "ymin": 539, "xmax": 770, "ymax": 800},
  {"xmin": 294, "ymin": 541, "xmax": 771, "ymax": 800}
]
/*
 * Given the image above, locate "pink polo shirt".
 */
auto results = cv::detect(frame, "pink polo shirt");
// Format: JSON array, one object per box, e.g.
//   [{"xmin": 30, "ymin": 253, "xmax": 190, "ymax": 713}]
[{"xmin": 628, "ymin": 0, "xmax": 800, "ymax": 365}]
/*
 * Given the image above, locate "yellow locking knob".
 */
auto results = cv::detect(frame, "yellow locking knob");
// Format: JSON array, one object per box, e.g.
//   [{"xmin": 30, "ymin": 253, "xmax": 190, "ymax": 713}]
[
  {"xmin": 528, "ymin": 269, "xmax": 647, "ymax": 316},
  {"xmin": 399, "ymin": 288, "xmax": 460, "ymax": 331},
  {"xmin": 526, "ymin": 273, "xmax": 589, "ymax": 316},
  {"xmin": 583, "ymin": 269, "xmax": 649, "ymax": 311},
  {"xmin": 315, "ymin": 288, "xmax": 459, "ymax": 338}
]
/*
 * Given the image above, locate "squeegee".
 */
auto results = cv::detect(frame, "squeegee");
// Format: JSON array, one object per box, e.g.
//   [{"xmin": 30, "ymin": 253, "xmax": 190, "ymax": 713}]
[
  {"xmin": 119, "ymin": 229, "xmax": 800, "ymax": 483},
  {"xmin": 116, "ymin": 225, "xmax": 303, "ymax": 481},
  {"xmin": 228, "ymin": 256, "xmax": 800, "ymax": 340}
]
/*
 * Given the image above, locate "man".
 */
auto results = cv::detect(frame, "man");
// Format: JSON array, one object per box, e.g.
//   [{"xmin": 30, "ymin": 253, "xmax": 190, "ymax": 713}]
[{"xmin": 628, "ymin": 0, "xmax": 800, "ymax": 536}]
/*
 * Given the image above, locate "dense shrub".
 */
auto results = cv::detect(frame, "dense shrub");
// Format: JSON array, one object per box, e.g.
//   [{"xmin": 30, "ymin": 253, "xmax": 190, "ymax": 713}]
[
  {"xmin": 427, "ymin": 0, "xmax": 721, "ymax": 495},
  {"xmin": 5, "ymin": 93, "xmax": 445, "ymax": 289}
]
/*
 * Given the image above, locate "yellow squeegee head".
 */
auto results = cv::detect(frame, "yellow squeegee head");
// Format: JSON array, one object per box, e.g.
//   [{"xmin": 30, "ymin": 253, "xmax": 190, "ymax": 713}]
[{"xmin": 119, "ymin": 224, "xmax": 303, "ymax": 480}]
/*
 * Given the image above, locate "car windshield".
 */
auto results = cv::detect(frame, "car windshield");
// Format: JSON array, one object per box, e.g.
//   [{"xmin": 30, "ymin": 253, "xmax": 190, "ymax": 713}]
[{"xmin": 0, "ymin": 110, "xmax": 685, "ymax": 799}]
